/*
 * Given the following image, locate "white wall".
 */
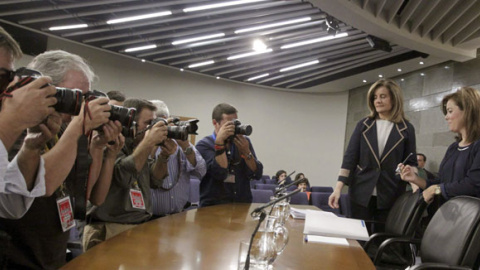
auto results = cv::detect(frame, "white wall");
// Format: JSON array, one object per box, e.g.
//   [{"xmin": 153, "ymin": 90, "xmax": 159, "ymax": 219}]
[{"xmin": 41, "ymin": 37, "xmax": 349, "ymax": 187}]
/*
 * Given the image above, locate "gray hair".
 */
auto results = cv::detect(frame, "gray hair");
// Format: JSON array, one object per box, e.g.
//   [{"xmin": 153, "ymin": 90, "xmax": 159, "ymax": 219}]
[
  {"xmin": 27, "ymin": 50, "xmax": 95, "ymax": 85},
  {"xmin": 150, "ymin": 100, "xmax": 170, "ymax": 118}
]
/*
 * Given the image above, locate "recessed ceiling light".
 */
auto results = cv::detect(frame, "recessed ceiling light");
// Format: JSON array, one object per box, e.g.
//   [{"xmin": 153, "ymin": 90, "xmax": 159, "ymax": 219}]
[
  {"xmin": 397, "ymin": 68, "xmax": 402, "ymax": 72},
  {"xmin": 216, "ymin": 76, "xmax": 220, "ymax": 80},
  {"xmin": 362, "ymin": 79, "xmax": 367, "ymax": 83},
  {"xmin": 247, "ymin": 73, "xmax": 269, "ymax": 81},
  {"xmin": 141, "ymin": 59, "xmax": 146, "ymax": 62},
  {"xmin": 235, "ymin": 17, "xmax": 311, "ymax": 34},
  {"xmin": 180, "ymin": 68, "xmax": 184, "ymax": 72},
  {"xmin": 401, "ymin": 78, "xmax": 405, "ymax": 81},
  {"xmin": 419, "ymin": 61, "xmax": 424, "ymax": 65},
  {"xmin": 420, "ymin": 73, "xmax": 425, "ymax": 76},
  {"xmin": 183, "ymin": 0, "xmax": 267, "ymax": 13},
  {"xmin": 378, "ymin": 74, "xmax": 383, "ymax": 78},
  {"xmin": 252, "ymin": 39, "xmax": 267, "ymax": 51},
  {"xmin": 281, "ymin": 32, "xmax": 348, "ymax": 49},
  {"xmin": 279, "ymin": 60, "xmax": 319, "ymax": 72},
  {"xmin": 125, "ymin": 44, "xmax": 157, "ymax": 52},
  {"xmin": 172, "ymin": 33, "xmax": 225, "ymax": 45},
  {"xmin": 49, "ymin": 24, "xmax": 88, "ymax": 31},
  {"xmin": 227, "ymin": 48, "xmax": 272, "ymax": 60},
  {"xmin": 444, "ymin": 66, "xmax": 450, "ymax": 69},
  {"xmin": 188, "ymin": 60, "xmax": 215, "ymax": 68},
  {"xmin": 107, "ymin": 11, "xmax": 172, "ymax": 24}
]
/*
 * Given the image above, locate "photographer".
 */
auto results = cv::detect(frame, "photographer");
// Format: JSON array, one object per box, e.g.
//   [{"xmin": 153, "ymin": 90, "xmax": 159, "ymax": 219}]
[
  {"xmin": 0, "ymin": 27, "xmax": 57, "ymax": 219},
  {"xmin": 0, "ymin": 50, "xmax": 113, "ymax": 270},
  {"xmin": 148, "ymin": 100, "xmax": 206, "ymax": 219},
  {"xmin": 196, "ymin": 103, "xmax": 263, "ymax": 207},
  {"xmin": 83, "ymin": 98, "xmax": 168, "ymax": 250}
]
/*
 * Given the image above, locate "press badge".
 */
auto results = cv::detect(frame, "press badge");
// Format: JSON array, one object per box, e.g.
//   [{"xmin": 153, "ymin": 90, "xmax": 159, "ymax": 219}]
[
  {"xmin": 224, "ymin": 174, "xmax": 236, "ymax": 183},
  {"xmin": 56, "ymin": 196, "xmax": 76, "ymax": 232},
  {"xmin": 130, "ymin": 189, "xmax": 146, "ymax": 209}
]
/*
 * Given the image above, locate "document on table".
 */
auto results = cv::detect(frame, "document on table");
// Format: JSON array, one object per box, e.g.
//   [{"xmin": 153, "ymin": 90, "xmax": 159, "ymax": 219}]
[
  {"xmin": 304, "ymin": 235, "xmax": 349, "ymax": 246},
  {"xmin": 303, "ymin": 210, "xmax": 369, "ymax": 241}
]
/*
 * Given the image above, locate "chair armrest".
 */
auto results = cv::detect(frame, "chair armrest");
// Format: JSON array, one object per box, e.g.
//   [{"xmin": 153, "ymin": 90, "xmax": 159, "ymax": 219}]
[
  {"xmin": 363, "ymin": 232, "xmax": 398, "ymax": 251},
  {"xmin": 373, "ymin": 236, "xmax": 421, "ymax": 265},
  {"xmin": 409, "ymin": 262, "xmax": 471, "ymax": 270}
]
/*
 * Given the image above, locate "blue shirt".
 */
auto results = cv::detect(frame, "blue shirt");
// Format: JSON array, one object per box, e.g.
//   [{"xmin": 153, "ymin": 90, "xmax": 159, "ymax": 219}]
[
  {"xmin": 150, "ymin": 141, "xmax": 206, "ymax": 215},
  {"xmin": 196, "ymin": 133, "xmax": 263, "ymax": 207}
]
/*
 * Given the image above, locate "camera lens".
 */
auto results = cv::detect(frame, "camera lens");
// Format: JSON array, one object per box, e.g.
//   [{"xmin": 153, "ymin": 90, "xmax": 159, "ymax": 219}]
[
  {"xmin": 167, "ymin": 125, "xmax": 189, "ymax": 141},
  {"xmin": 54, "ymin": 87, "xmax": 83, "ymax": 115},
  {"xmin": 110, "ymin": 105, "xmax": 136, "ymax": 130},
  {"xmin": 233, "ymin": 119, "xmax": 252, "ymax": 136}
]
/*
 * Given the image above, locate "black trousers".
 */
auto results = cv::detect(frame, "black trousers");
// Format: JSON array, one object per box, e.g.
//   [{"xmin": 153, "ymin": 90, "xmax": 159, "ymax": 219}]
[{"xmin": 350, "ymin": 196, "xmax": 389, "ymax": 235}]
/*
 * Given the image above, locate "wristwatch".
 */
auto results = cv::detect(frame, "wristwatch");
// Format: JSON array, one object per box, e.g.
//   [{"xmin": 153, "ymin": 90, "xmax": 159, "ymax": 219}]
[
  {"xmin": 246, "ymin": 152, "xmax": 253, "ymax": 160},
  {"xmin": 434, "ymin": 185, "xmax": 442, "ymax": 195},
  {"xmin": 184, "ymin": 146, "xmax": 194, "ymax": 155}
]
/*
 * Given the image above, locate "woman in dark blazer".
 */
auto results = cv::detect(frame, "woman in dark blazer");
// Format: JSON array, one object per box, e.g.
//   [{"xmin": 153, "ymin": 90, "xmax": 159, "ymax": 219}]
[
  {"xmin": 328, "ymin": 79, "xmax": 417, "ymax": 233},
  {"xmin": 400, "ymin": 87, "xmax": 480, "ymax": 204}
]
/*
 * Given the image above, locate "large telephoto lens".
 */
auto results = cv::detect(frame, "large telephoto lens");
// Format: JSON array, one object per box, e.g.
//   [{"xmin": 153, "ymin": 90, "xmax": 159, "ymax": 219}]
[
  {"xmin": 110, "ymin": 105, "xmax": 136, "ymax": 130},
  {"xmin": 54, "ymin": 88, "xmax": 83, "ymax": 115}
]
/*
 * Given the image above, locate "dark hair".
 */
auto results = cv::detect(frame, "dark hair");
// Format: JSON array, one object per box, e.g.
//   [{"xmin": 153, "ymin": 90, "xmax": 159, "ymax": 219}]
[
  {"xmin": 123, "ymin": 98, "xmax": 156, "ymax": 121},
  {"xmin": 107, "ymin": 91, "xmax": 126, "ymax": 102},
  {"xmin": 297, "ymin": 178, "xmax": 309, "ymax": 186},
  {"xmin": 441, "ymin": 87, "xmax": 480, "ymax": 143},
  {"xmin": 294, "ymin": 173, "xmax": 305, "ymax": 181},
  {"xmin": 417, "ymin": 153, "xmax": 426, "ymax": 162},
  {"xmin": 366, "ymin": 79, "xmax": 406, "ymax": 123},
  {"xmin": 212, "ymin": 103, "xmax": 237, "ymax": 122},
  {"xmin": 275, "ymin": 170, "xmax": 286, "ymax": 180}
]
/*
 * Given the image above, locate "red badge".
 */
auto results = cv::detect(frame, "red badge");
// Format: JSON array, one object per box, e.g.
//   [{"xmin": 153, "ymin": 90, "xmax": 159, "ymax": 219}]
[
  {"xmin": 130, "ymin": 189, "xmax": 146, "ymax": 209},
  {"xmin": 56, "ymin": 196, "xmax": 76, "ymax": 232}
]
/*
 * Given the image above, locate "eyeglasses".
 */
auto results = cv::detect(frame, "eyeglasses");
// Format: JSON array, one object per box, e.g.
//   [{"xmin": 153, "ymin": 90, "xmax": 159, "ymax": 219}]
[{"xmin": 0, "ymin": 68, "xmax": 15, "ymax": 92}]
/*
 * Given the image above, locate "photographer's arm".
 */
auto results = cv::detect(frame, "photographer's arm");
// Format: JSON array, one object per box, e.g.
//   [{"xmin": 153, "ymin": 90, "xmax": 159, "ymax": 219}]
[{"xmin": 151, "ymin": 139, "xmax": 176, "ymax": 182}]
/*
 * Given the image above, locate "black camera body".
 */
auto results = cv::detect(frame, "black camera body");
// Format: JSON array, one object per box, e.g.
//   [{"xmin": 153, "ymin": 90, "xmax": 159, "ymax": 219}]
[
  {"xmin": 151, "ymin": 117, "xmax": 199, "ymax": 141},
  {"xmin": 84, "ymin": 90, "xmax": 136, "ymax": 132},
  {"xmin": 10, "ymin": 67, "xmax": 83, "ymax": 115},
  {"xmin": 233, "ymin": 119, "xmax": 252, "ymax": 136}
]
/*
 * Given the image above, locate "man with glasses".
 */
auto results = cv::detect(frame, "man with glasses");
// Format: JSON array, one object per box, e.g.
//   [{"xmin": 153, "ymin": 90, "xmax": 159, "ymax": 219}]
[{"xmin": 0, "ymin": 26, "xmax": 57, "ymax": 219}]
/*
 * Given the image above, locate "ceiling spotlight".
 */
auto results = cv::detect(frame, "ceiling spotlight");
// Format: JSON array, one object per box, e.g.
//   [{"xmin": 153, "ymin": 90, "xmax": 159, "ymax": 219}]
[
  {"xmin": 180, "ymin": 68, "xmax": 184, "ymax": 72},
  {"xmin": 444, "ymin": 66, "xmax": 450, "ymax": 69},
  {"xmin": 325, "ymin": 15, "xmax": 340, "ymax": 35},
  {"xmin": 362, "ymin": 80, "xmax": 367, "ymax": 83},
  {"xmin": 419, "ymin": 61, "xmax": 424, "ymax": 65},
  {"xmin": 397, "ymin": 68, "xmax": 402, "ymax": 72},
  {"xmin": 378, "ymin": 74, "xmax": 383, "ymax": 78},
  {"xmin": 141, "ymin": 59, "xmax": 146, "ymax": 62},
  {"xmin": 366, "ymin": 35, "xmax": 392, "ymax": 52},
  {"xmin": 216, "ymin": 76, "xmax": 220, "ymax": 80},
  {"xmin": 401, "ymin": 78, "xmax": 405, "ymax": 81},
  {"xmin": 252, "ymin": 38, "xmax": 267, "ymax": 51},
  {"xmin": 420, "ymin": 73, "xmax": 425, "ymax": 76}
]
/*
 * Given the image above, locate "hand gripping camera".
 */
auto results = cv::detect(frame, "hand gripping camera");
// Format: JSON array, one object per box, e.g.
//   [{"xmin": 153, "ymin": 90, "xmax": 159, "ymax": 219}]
[
  {"xmin": 151, "ymin": 117, "xmax": 199, "ymax": 141},
  {"xmin": 8, "ymin": 67, "xmax": 83, "ymax": 115},
  {"xmin": 233, "ymin": 119, "xmax": 252, "ymax": 136}
]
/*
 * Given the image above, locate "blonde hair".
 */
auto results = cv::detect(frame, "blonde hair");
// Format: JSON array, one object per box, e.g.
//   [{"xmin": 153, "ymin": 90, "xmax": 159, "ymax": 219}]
[
  {"xmin": 442, "ymin": 87, "xmax": 480, "ymax": 143},
  {"xmin": 0, "ymin": 26, "xmax": 22, "ymax": 60},
  {"xmin": 367, "ymin": 79, "xmax": 405, "ymax": 123}
]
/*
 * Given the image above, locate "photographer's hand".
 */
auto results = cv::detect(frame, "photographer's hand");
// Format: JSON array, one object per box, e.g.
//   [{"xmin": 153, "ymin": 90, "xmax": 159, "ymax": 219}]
[
  {"xmin": 215, "ymin": 121, "xmax": 235, "ymax": 144},
  {"xmin": 234, "ymin": 135, "xmax": 257, "ymax": 171},
  {"xmin": 160, "ymin": 138, "xmax": 177, "ymax": 156},
  {"xmin": 24, "ymin": 112, "xmax": 62, "ymax": 151},
  {"xmin": 90, "ymin": 120, "xmax": 122, "ymax": 150},
  {"xmin": 79, "ymin": 97, "xmax": 111, "ymax": 132},
  {"xmin": 0, "ymin": 76, "xmax": 57, "ymax": 150}
]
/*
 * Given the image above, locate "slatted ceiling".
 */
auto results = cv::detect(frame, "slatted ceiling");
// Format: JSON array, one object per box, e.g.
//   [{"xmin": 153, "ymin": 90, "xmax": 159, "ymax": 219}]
[{"xmin": 4, "ymin": 1, "xmax": 479, "ymax": 91}]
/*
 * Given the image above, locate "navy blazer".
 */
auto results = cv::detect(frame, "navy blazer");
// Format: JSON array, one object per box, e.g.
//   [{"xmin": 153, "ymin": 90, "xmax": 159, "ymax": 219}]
[{"xmin": 338, "ymin": 117, "xmax": 417, "ymax": 209}]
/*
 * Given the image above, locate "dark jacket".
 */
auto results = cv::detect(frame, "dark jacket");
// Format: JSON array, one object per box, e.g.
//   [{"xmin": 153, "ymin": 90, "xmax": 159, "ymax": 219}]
[{"xmin": 338, "ymin": 117, "xmax": 417, "ymax": 209}]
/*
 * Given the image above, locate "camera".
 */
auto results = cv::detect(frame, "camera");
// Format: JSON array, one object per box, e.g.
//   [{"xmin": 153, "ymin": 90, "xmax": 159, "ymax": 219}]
[
  {"xmin": 84, "ymin": 90, "xmax": 136, "ymax": 131},
  {"xmin": 9, "ymin": 67, "xmax": 83, "ymax": 115},
  {"xmin": 151, "ymin": 117, "xmax": 199, "ymax": 141},
  {"xmin": 233, "ymin": 119, "xmax": 252, "ymax": 136}
]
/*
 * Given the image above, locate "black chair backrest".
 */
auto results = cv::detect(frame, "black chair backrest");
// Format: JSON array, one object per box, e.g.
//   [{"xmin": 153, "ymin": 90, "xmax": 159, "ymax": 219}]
[
  {"xmin": 384, "ymin": 190, "xmax": 426, "ymax": 236},
  {"xmin": 421, "ymin": 196, "xmax": 480, "ymax": 267}
]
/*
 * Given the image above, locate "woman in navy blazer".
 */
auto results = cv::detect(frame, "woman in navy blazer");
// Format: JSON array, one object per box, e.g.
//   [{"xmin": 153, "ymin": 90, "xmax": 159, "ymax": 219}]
[
  {"xmin": 400, "ymin": 87, "xmax": 480, "ymax": 205},
  {"xmin": 328, "ymin": 79, "xmax": 417, "ymax": 233}
]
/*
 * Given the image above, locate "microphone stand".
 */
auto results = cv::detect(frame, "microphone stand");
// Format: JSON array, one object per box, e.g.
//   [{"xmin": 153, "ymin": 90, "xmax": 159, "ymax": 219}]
[
  {"xmin": 274, "ymin": 177, "xmax": 305, "ymax": 196},
  {"xmin": 244, "ymin": 189, "xmax": 302, "ymax": 269}
]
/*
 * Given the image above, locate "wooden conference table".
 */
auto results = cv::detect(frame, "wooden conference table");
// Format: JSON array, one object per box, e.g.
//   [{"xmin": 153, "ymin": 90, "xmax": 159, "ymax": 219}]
[{"xmin": 62, "ymin": 204, "xmax": 374, "ymax": 270}]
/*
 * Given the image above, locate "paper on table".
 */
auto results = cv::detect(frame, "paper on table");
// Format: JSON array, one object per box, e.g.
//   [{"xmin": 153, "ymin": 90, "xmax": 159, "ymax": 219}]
[
  {"xmin": 290, "ymin": 207, "xmax": 336, "ymax": 219},
  {"xmin": 304, "ymin": 235, "xmax": 349, "ymax": 246},
  {"xmin": 303, "ymin": 210, "xmax": 369, "ymax": 241}
]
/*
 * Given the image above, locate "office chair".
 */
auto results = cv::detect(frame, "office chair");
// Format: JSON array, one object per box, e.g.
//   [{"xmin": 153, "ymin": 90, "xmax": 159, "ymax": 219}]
[
  {"xmin": 310, "ymin": 192, "xmax": 341, "ymax": 215},
  {"xmin": 363, "ymin": 190, "xmax": 427, "ymax": 268},
  {"xmin": 289, "ymin": 192, "xmax": 309, "ymax": 205},
  {"xmin": 251, "ymin": 189, "xmax": 274, "ymax": 203},
  {"xmin": 310, "ymin": 186, "xmax": 334, "ymax": 193},
  {"xmin": 376, "ymin": 196, "xmax": 480, "ymax": 270}
]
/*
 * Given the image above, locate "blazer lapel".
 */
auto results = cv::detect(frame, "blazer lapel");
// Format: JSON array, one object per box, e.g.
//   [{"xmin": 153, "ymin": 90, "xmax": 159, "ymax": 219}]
[
  {"xmin": 362, "ymin": 118, "xmax": 381, "ymax": 168},
  {"xmin": 380, "ymin": 119, "xmax": 407, "ymax": 163}
]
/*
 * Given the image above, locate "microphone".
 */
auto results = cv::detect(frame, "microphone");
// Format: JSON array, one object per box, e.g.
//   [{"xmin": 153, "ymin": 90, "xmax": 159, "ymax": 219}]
[
  {"xmin": 252, "ymin": 188, "xmax": 301, "ymax": 216},
  {"xmin": 274, "ymin": 177, "xmax": 305, "ymax": 195}
]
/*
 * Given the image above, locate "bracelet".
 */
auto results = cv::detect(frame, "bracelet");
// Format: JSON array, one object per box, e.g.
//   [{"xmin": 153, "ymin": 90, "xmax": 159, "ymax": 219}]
[
  {"xmin": 215, "ymin": 149, "xmax": 226, "ymax": 156},
  {"xmin": 214, "ymin": 144, "xmax": 225, "ymax": 150}
]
